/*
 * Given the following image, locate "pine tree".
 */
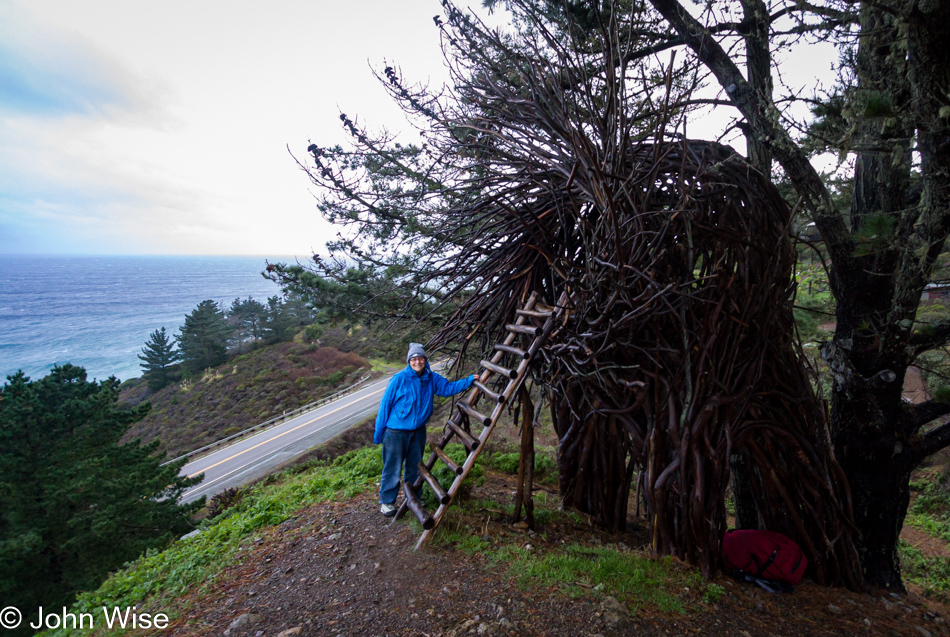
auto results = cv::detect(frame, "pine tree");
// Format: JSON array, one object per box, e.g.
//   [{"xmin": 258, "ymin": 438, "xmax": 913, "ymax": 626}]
[
  {"xmin": 177, "ymin": 300, "xmax": 231, "ymax": 374},
  {"xmin": 138, "ymin": 327, "xmax": 180, "ymax": 390},
  {"xmin": 0, "ymin": 365, "xmax": 201, "ymax": 635},
  {"xmin": 262, "ymin": 295, "xmax": 296, "ymax": 344},
  {"xmin": 227, "ymin": 296, "xmax": 266, "ymax": 351}
]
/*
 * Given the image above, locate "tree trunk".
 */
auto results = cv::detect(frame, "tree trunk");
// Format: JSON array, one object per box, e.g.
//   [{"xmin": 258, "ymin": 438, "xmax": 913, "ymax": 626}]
[
  {"xmin": 831, "ymin": 392, "xmax": 912, "ymax": 590},
  {"xmin": 824, "ymin": 1, "xmax": 915, "ymax": 589}
]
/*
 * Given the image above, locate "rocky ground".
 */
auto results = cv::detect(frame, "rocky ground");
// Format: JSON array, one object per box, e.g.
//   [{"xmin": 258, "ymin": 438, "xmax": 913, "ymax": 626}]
[{"xmin": 164, "ymin": 469, "xmax": 950, "ymax": 637}]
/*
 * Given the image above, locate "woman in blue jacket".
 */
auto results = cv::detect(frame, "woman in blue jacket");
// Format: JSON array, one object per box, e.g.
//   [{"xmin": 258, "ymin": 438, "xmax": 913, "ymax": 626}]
[{"xmin": 375, "ymin": 343, "xmax": 479, "ymax": 516}]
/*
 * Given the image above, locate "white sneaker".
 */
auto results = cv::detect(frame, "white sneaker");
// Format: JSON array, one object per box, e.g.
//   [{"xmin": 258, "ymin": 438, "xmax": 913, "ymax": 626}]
[{"xmin": 380, "ymin": 502, "xmax": 397, "ymax": 517}]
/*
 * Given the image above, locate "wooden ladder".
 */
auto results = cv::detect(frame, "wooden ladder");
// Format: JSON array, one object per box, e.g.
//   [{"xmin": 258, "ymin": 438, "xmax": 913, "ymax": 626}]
[{"xmin": 393, "ymin": 290, "xmax": 569, "ymax": 549}]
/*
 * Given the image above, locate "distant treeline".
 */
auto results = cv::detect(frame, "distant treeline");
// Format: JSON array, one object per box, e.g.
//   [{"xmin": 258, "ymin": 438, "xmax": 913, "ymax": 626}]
[{"xmin": 139, "ymin": 294, "xmax": 317, "ymax": 391}]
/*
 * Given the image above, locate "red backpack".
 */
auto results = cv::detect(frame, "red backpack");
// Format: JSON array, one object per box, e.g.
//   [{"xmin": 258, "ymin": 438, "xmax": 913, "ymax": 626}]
[{"xmin": 722, "ymin": 529, "xmax": 807, "ymax": 585}]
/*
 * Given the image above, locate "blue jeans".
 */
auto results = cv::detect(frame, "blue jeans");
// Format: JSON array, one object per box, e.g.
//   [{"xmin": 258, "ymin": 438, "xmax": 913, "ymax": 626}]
[{"xmin": 379, "ymin": 427, "xmax": 427, "ymax": 504}]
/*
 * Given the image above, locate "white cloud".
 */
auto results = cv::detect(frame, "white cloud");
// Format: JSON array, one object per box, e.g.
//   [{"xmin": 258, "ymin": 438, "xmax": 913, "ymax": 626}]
[{"xmin": 0, "ymin": 0, "xmax": 453, "ymax": 255}]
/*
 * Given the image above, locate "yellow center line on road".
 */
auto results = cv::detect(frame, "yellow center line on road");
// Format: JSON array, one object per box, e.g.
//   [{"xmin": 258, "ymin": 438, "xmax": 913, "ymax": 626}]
[{"xmin": 186, "ymin": 385, "xmax": 387, "ymax": 478}]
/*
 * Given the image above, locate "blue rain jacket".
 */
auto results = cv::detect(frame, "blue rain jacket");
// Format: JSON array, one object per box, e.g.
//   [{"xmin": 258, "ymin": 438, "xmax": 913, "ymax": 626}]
[{"xmin": 374, "ymin": 362, "xmax": 475, "ymax": 444}]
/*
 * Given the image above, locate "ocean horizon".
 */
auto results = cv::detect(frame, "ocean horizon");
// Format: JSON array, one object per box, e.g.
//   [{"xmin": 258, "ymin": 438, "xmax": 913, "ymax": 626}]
[{"xmin": 0, "ymin": 254, "xmax": 305, "ymax": 383}]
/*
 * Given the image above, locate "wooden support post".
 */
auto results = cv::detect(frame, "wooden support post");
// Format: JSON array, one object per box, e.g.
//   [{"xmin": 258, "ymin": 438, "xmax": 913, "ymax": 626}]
[{"xmin": 512, "ymin": 385, "xmax": 536, "ymax": 529}]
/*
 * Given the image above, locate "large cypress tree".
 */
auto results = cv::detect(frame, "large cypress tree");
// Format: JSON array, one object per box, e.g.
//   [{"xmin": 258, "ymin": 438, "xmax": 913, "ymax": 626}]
[
  {"xmin": 138, "ymin": 326, "xmax": 180, "ymax": 390},
  {"xmin": 177, "ymin": 299, "xmax": 231, "ymax": 374},
  {"xmin": 0, "ymin": 365, "xmax": 202, "ymax": 635}
]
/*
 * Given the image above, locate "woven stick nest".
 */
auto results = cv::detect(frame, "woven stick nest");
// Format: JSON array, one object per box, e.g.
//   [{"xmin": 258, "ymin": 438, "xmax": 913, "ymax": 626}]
[{"xmin": 433, "ymin": 139, "xmax": 862, "ymax": 587}]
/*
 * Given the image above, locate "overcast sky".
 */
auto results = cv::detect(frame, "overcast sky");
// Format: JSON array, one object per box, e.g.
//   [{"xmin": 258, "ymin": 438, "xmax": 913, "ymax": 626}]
[
  {"xmin": 0, "ymin": 0, "xmax": 458, "ymax": 257},
  {"xmin": 0, "ymin": 1, "xmax": 838, "ymax": 258}
]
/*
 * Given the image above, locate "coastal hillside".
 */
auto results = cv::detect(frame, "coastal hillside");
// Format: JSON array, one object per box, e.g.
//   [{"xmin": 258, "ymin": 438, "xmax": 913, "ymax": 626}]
[
  {"xmin": 39, "ymin": 419, "xmax": 950, "ymax": 637},
  {"xmin": 120, "ymin": 340, "xmax": 372, "ymax": 459}
]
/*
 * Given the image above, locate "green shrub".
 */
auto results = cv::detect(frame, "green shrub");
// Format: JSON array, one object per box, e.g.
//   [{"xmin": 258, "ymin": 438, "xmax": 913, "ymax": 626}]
[
  {"xmin": 488, "ymin": 450, "xmax": 557, "ymax": 484},
  {"xmin": 304, "ymin": 324, "xmax": 324, "ymax": 342}
]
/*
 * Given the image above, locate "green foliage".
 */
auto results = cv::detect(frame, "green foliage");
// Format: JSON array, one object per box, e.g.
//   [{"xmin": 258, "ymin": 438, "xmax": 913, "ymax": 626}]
[
  {"xmin": 224, "ymin": 294, "xmax": 318, "ymax": 351},
  {"xmin": 261, "ymin": 295, "xmax": 297, "ymax": 344},
  {"xmin": 899, "ymin": 468, "xmax": 950, "ymax": 598},
  {"xmin": 494, "ymin": 543, "xmax": 704, "ymax": 614},
  {"xmin": 907, "ymin": 468, "xmax": 950, "ymax": 544},
  {"xmin": 138, "ymin": 326, "xmax": 180, "ymax": 391},
  {"xmin": 268, "ymin": 260, "xmax": 435, "ymax": 329},
  {"xmin": 227, "ymin": 297, "xmax": 267, "ymax": 348},
  {"xmin": 177, "ymin": 300, "xmax": 231, "ymax": 374},
  {"xmin": 899, "ymin": 541, "xmax": 950, "ymax": 598},
  {"xmin": 703, "ymin": 583, "xmax": 725, "ymax": 604},
  {"xmin": 0, "ymin": 366, "xmax": 201, "ymax": 636},
  {"xmin": 489, "ymin": 451, "xmax": 521, "ymax": 474},
  {"xmin": 304, "ymin": 323, "xmax": 324, "ymax": 342},
  {"xmin": 852, "ymin": 214, "xmax": 898, "ymax": 258},
  {"xmin": 121, "ymin": 343, "xmax": 369, "ymax": 466},
  {"xmin": 793, "ymin": 307, "xmax": 821, "ymax": 343},
  {"xmin": 487, "ymin": 449, "xmax": 558, "ymax": 485},
  {"xmin": 41, "ymin": 446, "xmax": 382, "ymax": 636}
]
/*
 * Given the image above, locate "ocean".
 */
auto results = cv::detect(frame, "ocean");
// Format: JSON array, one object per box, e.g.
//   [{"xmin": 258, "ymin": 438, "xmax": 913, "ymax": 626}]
[{"xmin": 0, "ymin": 255, "xmax": 298, "ymax": 383}]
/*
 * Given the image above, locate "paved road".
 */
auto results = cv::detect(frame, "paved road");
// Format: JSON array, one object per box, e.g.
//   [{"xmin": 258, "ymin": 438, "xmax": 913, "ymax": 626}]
[{"xmin": 179, "ymin": 374, "xmax": 392, "ymax": 504}]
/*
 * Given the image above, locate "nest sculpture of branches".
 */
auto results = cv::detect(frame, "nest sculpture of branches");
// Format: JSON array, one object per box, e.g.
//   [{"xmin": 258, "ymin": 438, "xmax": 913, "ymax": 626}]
[{"xmin": 425, "ymin": 139, "xmax": 861, "ymax": 587}]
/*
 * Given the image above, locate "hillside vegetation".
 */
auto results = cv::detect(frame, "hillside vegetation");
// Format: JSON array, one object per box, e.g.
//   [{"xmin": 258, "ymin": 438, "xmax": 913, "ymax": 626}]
[
  {"xmin": 38, "ymin": 421, "xmax": 950, "ymax": 637},
  {"xmin": 120, "ymin": 340, "xmax": 370, "ymax": 459}
]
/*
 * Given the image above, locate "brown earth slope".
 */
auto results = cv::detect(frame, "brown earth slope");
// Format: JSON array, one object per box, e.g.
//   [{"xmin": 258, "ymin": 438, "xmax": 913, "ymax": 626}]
[{"xmin": 165, "ymin": 467, "xmax": 950, "ymax": 637}]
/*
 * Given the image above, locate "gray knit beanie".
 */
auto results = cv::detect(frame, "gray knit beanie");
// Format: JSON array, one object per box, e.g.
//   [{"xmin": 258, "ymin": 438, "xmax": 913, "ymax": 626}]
[{"xmin": 406, "ymin": 342, "xmax": 427, "ymax": 363}]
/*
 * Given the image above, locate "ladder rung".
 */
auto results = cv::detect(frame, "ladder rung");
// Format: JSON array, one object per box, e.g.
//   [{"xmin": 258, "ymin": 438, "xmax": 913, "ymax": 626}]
[
  {"xmin": 494, "ymin": 343, "xmax": 530, "ymax": 360},
  {"xmin": 431, "ymin": 442, "xmax": 463, "ymax": 474},
  {"xmin": 506, "ymin": 323, "xmax": 542, "ymax": 337},
  {"xmin": 456, "ymin": 400, "xmax": 491, "ymax": 426},
  {"xmin": 481, "ymin": 359, "xmax": 517, "ymax": 379},
  {"xmin": 447, "ymin": 420, "xmax": 479, "ymax": 452},
  {"xmin": 403, "ymin": 482, "xmax": 434, "ymax": 529},
  {"xmin": 516, "ymin": 308, "xmax": 552, "ymax": 319},
  {"xmin": 473, "ymin": 380, "xmax": 505, "ymax": 404},
  {"xmin": 418, "ymin": 463, "xmax": 450, "ymax": 505}
]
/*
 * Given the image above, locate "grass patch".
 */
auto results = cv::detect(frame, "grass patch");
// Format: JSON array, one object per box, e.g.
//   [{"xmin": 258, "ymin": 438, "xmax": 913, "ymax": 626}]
[
  {"xmin": 907, "ymin": 469, "xmax": 950, "ymax": 544},
  {"xmin": 431, "ymin": 491, "xmax": 709, "ymax": 615},
  {"xmin": 494, "ymin": 543, "xmax": 706, "ymax": 614},
  {"xmin": 40, "ymin": 446, "xmax": 382, "ymax": 637},
  {"xmin": 485, "ymin": 447, "xmax": 558, "ymax": 485},
  {"xmin": 901, "ymin": 466, "xmax": 950, "ymax": 598},
  {"xmin": 900, "ymin": 541, "xmax": 950, "ymax": 598}
]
